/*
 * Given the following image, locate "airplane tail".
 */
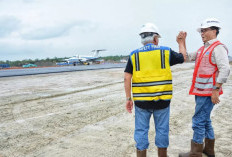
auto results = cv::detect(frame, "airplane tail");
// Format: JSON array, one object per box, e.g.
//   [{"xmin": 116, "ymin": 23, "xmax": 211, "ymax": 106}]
[
  {"xmin": 92, "ymin": 49, "xmax": 106, "ymax": 57},
  {"xmin": 93, "ymin": 51, "xmax": 99, "ymax": 57}
]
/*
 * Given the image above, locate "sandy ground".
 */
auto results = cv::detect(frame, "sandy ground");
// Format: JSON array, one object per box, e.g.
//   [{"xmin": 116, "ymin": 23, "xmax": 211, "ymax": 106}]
[{"xmin": 0, "ymin": 63, "xmax": 231, "ymax": 157}]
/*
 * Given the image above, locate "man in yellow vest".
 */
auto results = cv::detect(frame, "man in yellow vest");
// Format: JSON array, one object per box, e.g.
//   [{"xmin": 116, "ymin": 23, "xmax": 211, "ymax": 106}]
[
  {"xmin": 124, "ymin": 23, "xmax": 187, "ymax": 157},
  {"xmin": 179, "ymin": 18, "xmax": 230, "ymax": 157}
]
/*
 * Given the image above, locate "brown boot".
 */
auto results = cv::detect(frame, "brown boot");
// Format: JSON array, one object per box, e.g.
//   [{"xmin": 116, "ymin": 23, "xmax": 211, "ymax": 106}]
[
  {"xmin": 203, "ymin": 138, "xmax": 215, "ymax": 157},
  {"xmin": 136, "ymin": 149, "xmax": 146, "ymax": 157},
  {"xmin": 158, "ymin": 148, "xmax": 167, "ymax": 157},
  {"xmin": 179, "ymin": 140, "xmax": 203, "ymax": 157}
]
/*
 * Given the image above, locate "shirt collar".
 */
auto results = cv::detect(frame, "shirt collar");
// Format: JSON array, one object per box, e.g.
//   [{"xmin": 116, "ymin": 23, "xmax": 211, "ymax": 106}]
[
  {"xmin": 145, "ymin": 43, "xmax": 155, "ymax": 46},
  {"xmin": 204, "ymin": 38, "xmax": 218, "ymax": 47}
]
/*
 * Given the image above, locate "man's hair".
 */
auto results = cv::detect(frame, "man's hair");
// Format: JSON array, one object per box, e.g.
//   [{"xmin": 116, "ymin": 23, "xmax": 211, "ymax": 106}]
[
  {"xmin": 140, "ymin": 32, "xmax": 157, "ymax": 45},
  {"xmin": 210, "ymin": 26, "xmax": 219, "ymax": 36}
]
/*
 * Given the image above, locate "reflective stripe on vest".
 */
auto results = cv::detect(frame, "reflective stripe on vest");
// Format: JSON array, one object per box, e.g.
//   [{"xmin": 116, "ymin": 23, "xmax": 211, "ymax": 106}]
[
  {"xmin": 160, "ymin": 49, "xmax": 166, "ymax": 69},
  {"xmin": 132, "ymin": 80, "xmax": 172, "ymax": 87},
  {"xmin": 135, "ymin": 52, "xmax": 140, "ymax": 71},
  {"xmin": 130, "ymin": 44, "xmax": 172, "ymax": 101},
  {"xmin": 133, "ymin": 91, "xmax": 172, "ymax": 97},
  {"xmin": 196, "ymin": 77, "xmax": 213, "ymax": 83},
  {"xmin": 195, "ymin": 83, "xmax": 213, "ymax": 89}
]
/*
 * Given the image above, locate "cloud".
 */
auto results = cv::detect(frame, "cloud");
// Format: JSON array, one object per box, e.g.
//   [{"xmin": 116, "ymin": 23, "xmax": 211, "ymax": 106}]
[
  {"xmin": 0, "ymin": 16, "xmax": 21, "ymax": 37},
  {"xmin": 21, "ymin": 20, "xmax": 97, "ymax": 40},
  {"xmin": 0, "ymin": 0, "xmax": 231, "ymax": 61},
  {"xmin": 21, "ymin": 25, "xmax": 73, "ymax": 40},
  {"xmin": 22, "ymin": 0, "xmax": 36, "ymax": 3}
]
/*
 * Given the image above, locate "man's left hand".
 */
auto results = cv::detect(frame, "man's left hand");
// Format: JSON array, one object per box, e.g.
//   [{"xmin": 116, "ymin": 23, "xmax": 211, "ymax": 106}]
[
  {"xmin": 211, "ymin": 90, "xmax": 220, "ymax": 104},
  {"xmin": 126, "ymin": 100, "xmax": 133, "ymax": 113}
]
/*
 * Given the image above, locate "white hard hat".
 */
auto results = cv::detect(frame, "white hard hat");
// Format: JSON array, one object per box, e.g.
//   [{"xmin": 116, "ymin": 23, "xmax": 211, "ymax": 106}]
[
  {"xmin": 140, "ymin": 23, "xmax": 161, "ymax": 38},
  {"xmin": 197, "ymin": 18, "xmax": 221, "ymax": 33}
]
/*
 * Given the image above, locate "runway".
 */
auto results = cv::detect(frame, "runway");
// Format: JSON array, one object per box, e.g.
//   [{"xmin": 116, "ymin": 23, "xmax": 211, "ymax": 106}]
[{"xmin": 0, "ymin": 63, "xmax": 126, "ymax": 77}]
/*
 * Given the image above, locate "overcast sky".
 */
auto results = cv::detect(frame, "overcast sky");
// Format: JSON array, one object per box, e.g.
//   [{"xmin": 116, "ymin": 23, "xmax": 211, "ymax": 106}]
[{"xmin": 0, "ymin": 0, "xmax": 231, "ymax": 61}]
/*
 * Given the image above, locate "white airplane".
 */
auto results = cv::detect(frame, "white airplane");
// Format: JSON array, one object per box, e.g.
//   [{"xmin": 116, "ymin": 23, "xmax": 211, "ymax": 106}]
[{"xmin": 64, "ymin": 49, "xmax": 106, "ymax": 66}]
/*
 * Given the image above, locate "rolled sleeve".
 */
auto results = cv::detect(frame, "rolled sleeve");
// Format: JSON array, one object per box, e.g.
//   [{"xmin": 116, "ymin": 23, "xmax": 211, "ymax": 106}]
[
  {"xmin": 170, "ymin": 49, "xmax": 184, "ymax": 66},
  {"xmin": 213, "ymin": 45, "xmax": 230, "ymax": 83},
  {"xmin": 187, "ymin": 52, "xmax": 197, "ymax": 62},
  {"xmin": 124, "ymin": 57, "xmax": 133, "ymax": 74}
]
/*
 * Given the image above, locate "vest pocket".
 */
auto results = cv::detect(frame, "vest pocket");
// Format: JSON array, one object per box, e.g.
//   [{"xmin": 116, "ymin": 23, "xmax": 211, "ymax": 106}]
[{"xmin": 199, "ymin": 74, "xmax": 212, "ymax": 78}]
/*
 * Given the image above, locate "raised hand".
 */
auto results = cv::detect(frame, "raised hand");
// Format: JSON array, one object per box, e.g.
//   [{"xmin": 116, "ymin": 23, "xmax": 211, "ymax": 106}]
[
  {"xmin": 177, "ymin": 31, "xmax": 187, "ymax": 44},
  {"xmin": 176, "ymin": 31, "xmax": 187, "ymax": 61}
]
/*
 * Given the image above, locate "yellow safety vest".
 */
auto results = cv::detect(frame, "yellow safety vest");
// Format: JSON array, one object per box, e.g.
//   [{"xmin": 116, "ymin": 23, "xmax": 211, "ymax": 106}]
[{"xmin": 130, "ymin": 44, "xmax": 173, "ymax": 101}]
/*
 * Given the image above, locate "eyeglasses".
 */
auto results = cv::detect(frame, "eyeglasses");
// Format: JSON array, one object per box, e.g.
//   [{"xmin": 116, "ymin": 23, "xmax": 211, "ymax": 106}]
[
  {"xmin": 200, "ymin": 28, "xmax": 211, "ymax": 33},
  {"xmin": 140, "ymin": 32, "xmax": 158, "ymax": 38}
]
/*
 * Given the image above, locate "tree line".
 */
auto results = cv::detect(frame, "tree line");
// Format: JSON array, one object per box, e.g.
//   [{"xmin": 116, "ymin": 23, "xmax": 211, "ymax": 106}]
[{"xmin": 0, "ymin": 55, "xmax": 128, "ymax": 67}]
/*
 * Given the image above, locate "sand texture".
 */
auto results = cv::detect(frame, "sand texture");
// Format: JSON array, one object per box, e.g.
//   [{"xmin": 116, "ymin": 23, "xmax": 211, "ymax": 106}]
[{"xmin": 0, "ymin": 63, "xmax": 231, "ymax": 157}]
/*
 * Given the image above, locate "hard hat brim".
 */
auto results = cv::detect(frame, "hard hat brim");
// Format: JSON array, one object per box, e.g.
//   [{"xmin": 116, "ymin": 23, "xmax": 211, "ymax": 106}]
[
  {"xmin": 197, "ymin": 26, "xmax": 221, "ymax": 33},
  {"xmin": 196, "ymin": 26, "xmax": 208, "ymax": 33}
]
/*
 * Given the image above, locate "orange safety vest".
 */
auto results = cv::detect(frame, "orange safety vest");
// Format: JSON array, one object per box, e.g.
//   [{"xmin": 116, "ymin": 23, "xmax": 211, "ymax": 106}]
[{"xmin": 189, "ymin": 40, "xmax": 226, "ymax": 96}]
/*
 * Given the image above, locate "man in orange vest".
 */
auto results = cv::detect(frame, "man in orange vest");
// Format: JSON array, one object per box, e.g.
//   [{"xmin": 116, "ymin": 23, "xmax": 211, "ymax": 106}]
[{"xmin": 179, "ymin": 18, "xmax": 230, "ymax": 157}]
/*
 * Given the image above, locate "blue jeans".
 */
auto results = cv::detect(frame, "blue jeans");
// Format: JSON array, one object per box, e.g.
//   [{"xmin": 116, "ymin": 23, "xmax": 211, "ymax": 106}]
[
  {"xmin": 134, "ymin": 105, "xmax": 170, "ymax": 150},
  {"xmin": 192, "ymin": 96, "xmax": 215, "ymax": 144}
]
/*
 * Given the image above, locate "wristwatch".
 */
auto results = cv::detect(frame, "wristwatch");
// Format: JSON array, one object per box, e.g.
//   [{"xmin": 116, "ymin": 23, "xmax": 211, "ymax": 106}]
[
  {"xmin": 126, "ymin": 97, "xmax": 132, "ymax": 101},
  {"xmin": 213, "ymin": 86, "xmax": 220, "ymax": 90}
]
